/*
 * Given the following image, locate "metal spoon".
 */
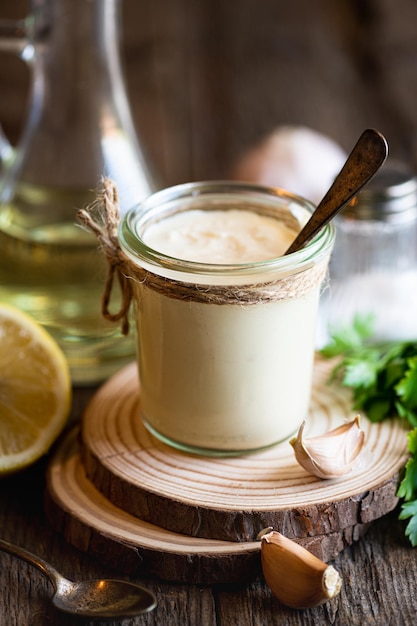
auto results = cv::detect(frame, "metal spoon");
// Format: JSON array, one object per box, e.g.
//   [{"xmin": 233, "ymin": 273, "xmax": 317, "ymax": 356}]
[
  {"xmin": 0, "ymin": 538, "xmax": 157, "ymax": 619},
  {"xmin": 284, "ymin": 128, "xmax": 388, "ymax": 255}
]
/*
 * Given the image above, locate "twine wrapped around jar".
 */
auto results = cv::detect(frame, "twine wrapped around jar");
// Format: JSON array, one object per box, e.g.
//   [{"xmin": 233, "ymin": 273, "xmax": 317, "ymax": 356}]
[{"xmin": 77, "ymin": 178, "xmax": 329, "ymax": 336}]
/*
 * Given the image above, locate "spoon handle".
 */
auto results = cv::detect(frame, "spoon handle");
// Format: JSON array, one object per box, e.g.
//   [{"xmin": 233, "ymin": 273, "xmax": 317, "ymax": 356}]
[
  {"xmin": 284, "ymin": 128, "xmax": 388, "ymax": 255},
  {"xmin": 0, "ymin": 538, "xmax": 60, "ymax": 590}
]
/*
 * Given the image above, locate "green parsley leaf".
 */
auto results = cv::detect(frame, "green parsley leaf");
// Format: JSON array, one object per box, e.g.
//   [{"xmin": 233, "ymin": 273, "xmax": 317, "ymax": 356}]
[
  {"xmin": 322, "ymin": 318, "xmax": 417, "ymax": 547},
  {"xmin": 395, "ymin": 403, "xmax": 417, "ymax": 428},
  {"xmin": 320, "ymin": 313, "xmax": 375, "ymax": 358},
  {"xmin": 343, "ymin": 358, "xmax": 379, "ymax": 390},
  {"xmin": 399, "ymin": 500, "xmax": 417, "ymax": 546},
  {"xmin": 395, "ymin": 356, "xmax": 417, "ymax": 409},
  {"xmin": 407, "ymin": 427, "xmax": 417, "ymax": 455},
  {"xmin": 397, "ymin": 432, "xmax": 417, "ymax": 500},
  {"xmin": 360, "ymin": 396, "xmax": 393, "ymax": 423},
  {"xmin": 397, "ymin": 461, "xmax": 417, "ymax": 501}
]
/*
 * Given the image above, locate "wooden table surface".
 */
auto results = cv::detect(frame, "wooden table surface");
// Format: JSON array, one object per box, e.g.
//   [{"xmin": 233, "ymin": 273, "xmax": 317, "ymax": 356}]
[
  {"xmin": 0, "ymin": 385, "xmax": 416, "ymax": 626},
  {"xmin": 2, "ymin": 0, "xmax": 417, "ymax": 624}
]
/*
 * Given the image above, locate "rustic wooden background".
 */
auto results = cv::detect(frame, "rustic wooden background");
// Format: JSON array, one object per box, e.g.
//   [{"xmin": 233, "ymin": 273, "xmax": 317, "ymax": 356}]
[
  {"xmin": 2, "ymin": 1, "xmax": 417, "ymax": 625},
  {"xmin": 2, "ymin": 0, "xmax": 417, "ymax": 187}
]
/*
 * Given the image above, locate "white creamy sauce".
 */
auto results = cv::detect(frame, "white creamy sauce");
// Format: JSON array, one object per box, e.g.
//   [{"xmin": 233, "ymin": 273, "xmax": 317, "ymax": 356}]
[
  {"xmin": 142, "ymin": 209, "xmax": 296, "ymax": 263},
  {"xmin": 136, "ymin": 288, "xmax": 318, "ymax": 451},
  {"xmin": 135, "ymin": 207, "xmax": 321, "ymax": 452}
]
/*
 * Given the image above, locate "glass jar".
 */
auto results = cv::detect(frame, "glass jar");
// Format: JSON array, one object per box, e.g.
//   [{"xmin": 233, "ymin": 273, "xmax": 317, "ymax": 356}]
[
  {"xmin": 319, "ymin": 160, "xmax": 417, "ymax": 344},
  {"xmin": 119, "ymin": 182, "xmax": 335, "ymax": 456}
]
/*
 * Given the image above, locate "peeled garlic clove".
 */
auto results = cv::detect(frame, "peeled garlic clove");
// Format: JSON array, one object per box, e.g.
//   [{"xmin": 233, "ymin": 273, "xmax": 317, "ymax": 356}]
[
  {"xmin": 290, "ymin": 415, "xmax": 365, "ymax": 479},
  {"xmin": 260, "ymin": 529, "xmax": 342, "ymax": 609}
]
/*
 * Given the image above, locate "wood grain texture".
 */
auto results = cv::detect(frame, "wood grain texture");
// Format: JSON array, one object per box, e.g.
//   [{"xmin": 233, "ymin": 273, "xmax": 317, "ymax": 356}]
[
  {"xmin": 79, "ymin": 357, "xmax": 408, "ymax": 542},
  {"xmin": 45, "ymin": 426, "xmax": 372, "ymax": 584}
]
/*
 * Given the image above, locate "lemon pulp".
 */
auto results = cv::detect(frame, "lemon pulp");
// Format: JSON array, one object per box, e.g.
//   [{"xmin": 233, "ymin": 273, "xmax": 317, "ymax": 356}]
[{"xmin": 0, "ymin": 303, "xmax": 71, "ymax": 474}]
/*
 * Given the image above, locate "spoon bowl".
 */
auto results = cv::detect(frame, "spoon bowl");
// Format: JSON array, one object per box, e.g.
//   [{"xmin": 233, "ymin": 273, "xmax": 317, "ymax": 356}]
[
  {"xmin": 0, "ymin": 538, "xmax": 157, "ymax": 619},
  {"xmin": 52, "ymin": 576, "xmax": 157, "ymax": 619}
]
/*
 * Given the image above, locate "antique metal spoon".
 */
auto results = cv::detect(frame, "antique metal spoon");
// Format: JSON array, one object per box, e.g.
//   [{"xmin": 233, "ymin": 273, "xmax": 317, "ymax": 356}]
[
  {"xmin": 0, "ymin": 538, "xmax": 157, "ymax": 619},
  {"xmin": 284, "ymin": 128, "xmax": 388, "ymax": 255}
]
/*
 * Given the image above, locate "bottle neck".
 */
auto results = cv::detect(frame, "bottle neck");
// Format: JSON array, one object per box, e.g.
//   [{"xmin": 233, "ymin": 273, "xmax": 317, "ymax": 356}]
[
  {"xmin": 34, "ymin": 0, "xmax": 121, "ymax": 88},
  {"xmin": 0, "ymin": 0, "xmax": 154, "ymax": 207},
  {"xmin": 9, "ymin": 0, "xmax": 148, "ymax": 193},
  {"xmin": 31, "ymin": 0, "xmax": 124, "ymax": 133}
]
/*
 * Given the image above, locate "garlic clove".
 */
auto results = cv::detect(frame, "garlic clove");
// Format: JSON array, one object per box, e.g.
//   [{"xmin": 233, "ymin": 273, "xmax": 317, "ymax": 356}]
[
  {"xmin": 290, "ymin": 415, "xmax": 365, "ymax": 479},
  {"xmin": 260, "ymin": 529, "xmax": 342, "ymax": 609}
]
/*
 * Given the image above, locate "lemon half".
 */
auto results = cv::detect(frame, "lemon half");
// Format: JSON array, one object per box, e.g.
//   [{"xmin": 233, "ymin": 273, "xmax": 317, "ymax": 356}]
[{"xmin": 0, "ymin": 303, "xmax": 71, "ymax": 475}]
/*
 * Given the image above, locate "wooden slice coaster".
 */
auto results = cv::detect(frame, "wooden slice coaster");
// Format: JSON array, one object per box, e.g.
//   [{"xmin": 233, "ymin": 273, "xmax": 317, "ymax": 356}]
[
  {"xmin": 80, "ymin": 357, "xmax": 409, "ymax": 542},
  {"xmin": 45, "ymin": 427, "xmax": 371, "ymax": 584}
]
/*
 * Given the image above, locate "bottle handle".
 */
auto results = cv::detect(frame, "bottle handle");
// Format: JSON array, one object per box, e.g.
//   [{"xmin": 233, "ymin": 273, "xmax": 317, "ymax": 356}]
[{"xmin": 0, "ymin": 16, "xmax": 33, "ymax": 169}]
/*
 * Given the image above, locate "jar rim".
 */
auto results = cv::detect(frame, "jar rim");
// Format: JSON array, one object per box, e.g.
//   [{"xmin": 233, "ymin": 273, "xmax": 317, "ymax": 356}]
[{"xmin": 118, "ymin": 181, "xmax": 335, "ymax": 281}]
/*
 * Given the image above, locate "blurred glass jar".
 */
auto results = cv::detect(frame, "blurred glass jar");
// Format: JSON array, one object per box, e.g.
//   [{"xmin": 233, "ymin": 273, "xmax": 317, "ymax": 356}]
[
  {"xmin": 319, "ymin": 160, "xmax": 417, "ymax": 344},
  {"xmin": 0, "ymin": 0, "xmax": 156, "ymax": 384}
]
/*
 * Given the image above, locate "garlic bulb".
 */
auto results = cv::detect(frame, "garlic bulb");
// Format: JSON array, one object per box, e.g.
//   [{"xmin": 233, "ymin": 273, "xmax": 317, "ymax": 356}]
[
  {"xmin": 231, "ymin": 126, "xmax": 347, "ymax": 205},
  {"xmin": 259, "ymin": 529, "xmax": 342, "ymax": 609},
  {"xmin": 290, "ymin": 416, "xmax": 365, "ymax": 479}
]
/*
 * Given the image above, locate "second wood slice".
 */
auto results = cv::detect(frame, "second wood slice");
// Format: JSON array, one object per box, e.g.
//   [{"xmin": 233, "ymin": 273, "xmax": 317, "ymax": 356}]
[
  {"xmin": 45, "ymin": 428, "xmax": 370, "ymax": 584},
  {"xmin": 80, "ymin": 357, "xmax": 409, "ymax": 543}
]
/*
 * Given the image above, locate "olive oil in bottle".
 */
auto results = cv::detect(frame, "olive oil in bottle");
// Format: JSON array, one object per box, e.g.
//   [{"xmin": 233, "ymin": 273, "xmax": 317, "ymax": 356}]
[{"xmin": 0, "ymin": 0, "xmax": 155, "ymax": 383}]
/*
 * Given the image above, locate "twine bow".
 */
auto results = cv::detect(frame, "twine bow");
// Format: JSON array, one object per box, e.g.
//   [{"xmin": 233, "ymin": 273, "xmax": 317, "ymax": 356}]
[
  {"xmin": 78, "ymin": 179, "xmax": 331, "ymax": 325},
  {"xmin": 77, "ymin": 178, "xmax": 132, "ymax": 335}
]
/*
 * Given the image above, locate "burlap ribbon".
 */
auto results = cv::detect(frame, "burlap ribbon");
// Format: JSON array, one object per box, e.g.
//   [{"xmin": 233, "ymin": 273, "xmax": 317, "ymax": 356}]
[
  {"xmin": 78, "ymin": 178, "xmax": 329, "ymax": 336},
  {"xmin": 77, "ymin": 179, "xmax": 135, "ymax": 335}
]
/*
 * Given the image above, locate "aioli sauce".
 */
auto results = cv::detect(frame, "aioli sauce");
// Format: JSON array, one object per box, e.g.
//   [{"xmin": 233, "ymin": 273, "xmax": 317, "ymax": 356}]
[
  {"xmin": 134, "ymin": 208, "xmax": 320, "ymax": 452},
  {"xmin": 143, "ymin": 209, "xmax": 295, "ymax": 263}
]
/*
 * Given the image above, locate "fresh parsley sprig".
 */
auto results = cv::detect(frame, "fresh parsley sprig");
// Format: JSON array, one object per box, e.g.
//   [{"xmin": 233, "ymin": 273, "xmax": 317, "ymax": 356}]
[{"xmin": 321, "ymin": 314, "xmax": 417, "ymax": 546}]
